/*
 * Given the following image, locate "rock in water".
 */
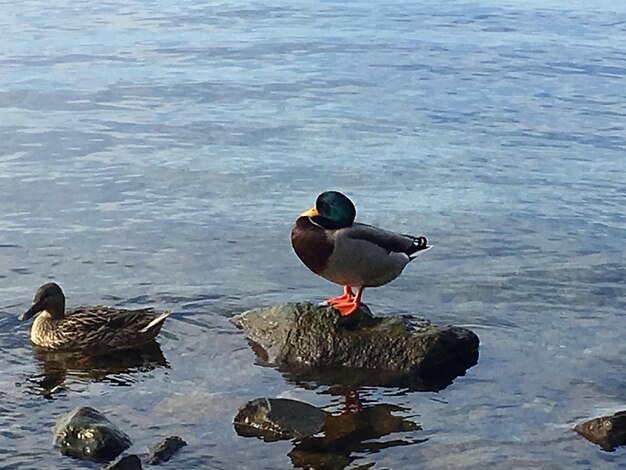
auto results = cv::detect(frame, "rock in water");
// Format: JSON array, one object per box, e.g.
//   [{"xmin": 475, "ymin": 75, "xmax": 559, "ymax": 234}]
[
  {"xmin": 102, "ymin": 454, "xmax": 143, "ymax": 470},
  {"xmin": 574, "ymin": 411, "xmax": 626, "ymax": 451},
  {"xmin": 234, "ymin": 398, "xmax": 327, "ymax": 441},
  {"xmin": 232, "ymin": 302, "xmax": 479, "ymax": 390},
  {"xmin": 53, "ymin": 407, "xmax": 132, "ymax": 461},
  {"xmin": 145, "ymin": 436, "xmax": 187, "ymax": 464}
]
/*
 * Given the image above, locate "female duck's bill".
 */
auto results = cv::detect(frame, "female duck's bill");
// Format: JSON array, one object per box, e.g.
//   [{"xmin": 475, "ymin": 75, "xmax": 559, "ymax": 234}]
[{"xmin": 20, "ymin": 282, "xmax": 65, "ymax": 321}]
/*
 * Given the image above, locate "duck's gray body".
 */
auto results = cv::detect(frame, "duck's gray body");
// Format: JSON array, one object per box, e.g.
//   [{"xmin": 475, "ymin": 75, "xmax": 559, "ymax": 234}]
[{"xmin": 295, "ymin": 219, "xmax": 427, "ymax": 289}]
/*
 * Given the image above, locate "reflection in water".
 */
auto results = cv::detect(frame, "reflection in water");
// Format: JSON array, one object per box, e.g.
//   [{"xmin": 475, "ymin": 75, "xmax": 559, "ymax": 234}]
[
  {"xmin": 241, "ymin": 327, "xmax": 475, "ymax": 467},
  {"xmin": 290, "ymin": 401, "xmax": 425, "ymax": 470},
  {"xmin": 234, "ymin": 388, "xmax": 425, "ymax": 470},
  {"xmin": 22, "ymin": 341, "xmax": 169, "ymax": 399},
  {"xmin": 278, "ymin": 343, "xmax": 479, "ymax": 393}
]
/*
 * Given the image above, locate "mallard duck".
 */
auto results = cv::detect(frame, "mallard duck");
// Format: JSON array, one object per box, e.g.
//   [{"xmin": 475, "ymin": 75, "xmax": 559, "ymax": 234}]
[
  {"xmin": 291, "ymin": 191, "xmax": 430, "ymax": 316},
  {"xmin": 19, "ymin": 282, "xmax": 171, "ymax": 351}
]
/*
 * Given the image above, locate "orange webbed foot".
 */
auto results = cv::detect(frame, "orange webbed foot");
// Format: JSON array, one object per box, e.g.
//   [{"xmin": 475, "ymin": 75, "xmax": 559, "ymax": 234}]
[
  {"xmin": 324, "ymin": 286, "xmax": 354, "ymax": 306},
  {"xmin": 331, "ymin": 301, "xmax": 360, "ymax": 317},
  {"xmin": 331, "ymin": 287, "xmax": 364, "ymax": 316}
]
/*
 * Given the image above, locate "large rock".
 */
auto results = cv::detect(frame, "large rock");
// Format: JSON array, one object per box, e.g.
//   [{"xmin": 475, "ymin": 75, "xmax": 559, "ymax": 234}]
[
  {"xmin": 234, "ymin": 398, "xmax": 327, "ymax": 441},
  {"xmin": 232, "ymin": 302, "xmax": 479, "ymax": 391},
  {"xmin": 54, "ymin": 407, "xmax": 132, "ymax": 461},
  {"xmin": 574, "ymin": 411, "xmax": 626, "ymax": 451}
]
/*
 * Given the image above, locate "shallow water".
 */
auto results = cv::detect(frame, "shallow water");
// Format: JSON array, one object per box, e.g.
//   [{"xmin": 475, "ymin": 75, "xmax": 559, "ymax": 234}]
[{"xmin": 1, "ymin": 0, "xmax": 625, "ymax": 468}]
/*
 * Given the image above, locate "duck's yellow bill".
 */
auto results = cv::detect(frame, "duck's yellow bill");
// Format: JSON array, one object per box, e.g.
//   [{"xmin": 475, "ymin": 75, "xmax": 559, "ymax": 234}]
[{"xmin": 301, "ymin": 207, "xmax": 319, "ymax": 217}]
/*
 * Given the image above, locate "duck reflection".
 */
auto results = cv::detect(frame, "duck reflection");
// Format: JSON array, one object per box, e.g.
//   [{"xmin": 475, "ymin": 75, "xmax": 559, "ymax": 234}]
[
  {"xmin": 24, "ymin": 341, "xmax": 169, "ymax": 398},
  {"xmin": 290, "ymin": 400, "xmax": 426, "ymax": 469},
  {"xmin": 234, "ymin": 388, "xmax": 425, "ymax": 470}
]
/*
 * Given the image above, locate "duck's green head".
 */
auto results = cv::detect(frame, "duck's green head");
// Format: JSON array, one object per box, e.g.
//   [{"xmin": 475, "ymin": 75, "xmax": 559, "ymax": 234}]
[
  {"xmin": 19, "ymin": 282, "xmax": 66, "ymax": 321},
  {"xmin": 301, "ymin": 191, "xmax": 356, "ymax": 229}
]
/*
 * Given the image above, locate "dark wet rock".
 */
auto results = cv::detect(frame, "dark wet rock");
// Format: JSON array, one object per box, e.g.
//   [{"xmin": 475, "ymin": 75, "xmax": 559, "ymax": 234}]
[
  {"xmin": 98, "ymin": 436, "xmax": 187, "ymax": 468},
  {"xmin": 232, "ymin": 302, "xmax": 479, "ymax": 391},
  {"xmin": 234, "ymin": 398, "xmax": 327, "ymax": 441},
  {"xmin": 574, "ymin": 411, "xmax": 626, "ymax": 451},
  {"xmin": 54, "ymin": 407, "xmax": 132, "ymax": 461},
  {"xmin": 145, "ymin": 436, "xmax": 187, "ymax": 465},
  {"xmin": 102, "ymin": 454, "xmax": 143, "ymax": 470}
]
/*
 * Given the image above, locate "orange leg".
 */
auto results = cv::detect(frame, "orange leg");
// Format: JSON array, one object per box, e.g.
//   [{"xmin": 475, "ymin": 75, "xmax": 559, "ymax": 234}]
[
  {"xmin": 343, "ymin": 390, "xmax": 362, "ymax": 413},
  {"xmin": 325, "ymin": 285, "xmax": 354, "ymax": 306},
  {"xmin": 331, "ymin": 287, "xmax": 364, "ymax": 317}
]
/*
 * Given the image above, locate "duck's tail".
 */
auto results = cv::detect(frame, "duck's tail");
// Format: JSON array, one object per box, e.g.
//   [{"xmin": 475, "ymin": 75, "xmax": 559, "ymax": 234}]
[
  {"xmin": 404, "ymin": 235, "xmax": 432, "ymax": 260},
  {"xmin": 140, "ymin": 311, "xmax": 171, "ymax": 334}
]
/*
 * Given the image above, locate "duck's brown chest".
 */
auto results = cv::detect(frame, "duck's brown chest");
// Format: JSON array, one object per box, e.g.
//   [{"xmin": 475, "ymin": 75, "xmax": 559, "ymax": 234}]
[{"xmin": 290, "ymin": 217, "xmax": 334, "ymax": 275}]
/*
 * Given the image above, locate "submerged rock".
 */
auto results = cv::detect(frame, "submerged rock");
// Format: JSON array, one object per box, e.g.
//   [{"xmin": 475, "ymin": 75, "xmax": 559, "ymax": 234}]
[
  {"xmin": 232, "ymin": 302, "xmax": 479, "ymax": 390},
  {"xmin": 99, "ymin": 436, "xmax": 187, "ymax": 468},
  {"xmin": 574, "ymin": 411, "xmax": 626, "ymax": 451},
  {"xmin": 54, "ymin": 406, "xmax": 131, "ymax": 461},
  {"xmin": 145, "ymin": 436, "xmax": 187, "ymax": 465},
  {"xmin": 102, "ymin": 454, "xmax": 143, "ymax": 470},
  {"xmin": 234, "ymin": 398, "xmax": 327, "ymax": 441}
]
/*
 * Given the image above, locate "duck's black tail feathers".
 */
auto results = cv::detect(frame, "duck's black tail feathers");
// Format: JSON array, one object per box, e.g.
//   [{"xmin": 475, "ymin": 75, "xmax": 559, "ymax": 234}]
[{"xmin": 404, "ymin": 235, "xmax": 431, "ymax": 259}]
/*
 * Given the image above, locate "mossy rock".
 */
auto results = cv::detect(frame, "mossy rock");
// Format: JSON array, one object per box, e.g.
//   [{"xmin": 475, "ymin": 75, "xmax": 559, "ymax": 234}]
[{"xmin": 233, "ymin": 302, "xmax": 479, "ymax": 391}]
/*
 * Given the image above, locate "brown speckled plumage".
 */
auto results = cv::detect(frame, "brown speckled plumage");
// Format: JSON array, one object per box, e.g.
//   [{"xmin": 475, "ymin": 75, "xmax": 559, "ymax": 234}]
[{"xmin": 20, "ymin": 283, "xmax": 170, "ymax": 351}]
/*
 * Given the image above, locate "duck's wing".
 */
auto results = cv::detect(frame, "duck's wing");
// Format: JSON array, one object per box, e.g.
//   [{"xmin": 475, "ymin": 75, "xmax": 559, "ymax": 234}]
[
  {"xmin": 57, "ymin": 307, "xmax": 170, "ymax": 349},
  {"xmin": 343, "ymin": 223, "xmax": 429, "ymax": 258},
  {"xmin": 66, "ymin": 306, "xmax": 160, "ymax": 331}
]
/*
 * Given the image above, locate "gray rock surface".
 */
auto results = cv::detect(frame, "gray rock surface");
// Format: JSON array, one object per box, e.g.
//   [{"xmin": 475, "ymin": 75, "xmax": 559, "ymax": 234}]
[
  {"xmin": 54, "ymin": 406, "xmax": 132, "ymax": 461},
  {"xmin": 234, "ymin": 398, "xmax": 327, "ymax": 441},
  {"xmin": 232, "ymin": 302, "xmax": 479, "ymax": 390},
  {"xmin": 574, "ymin": 411, "xmax": 626, "ymax": 451}
]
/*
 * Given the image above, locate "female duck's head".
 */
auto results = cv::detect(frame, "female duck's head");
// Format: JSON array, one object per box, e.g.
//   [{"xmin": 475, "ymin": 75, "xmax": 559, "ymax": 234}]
[
  {"xmin": 19, "ymin": 282, "xmax": 66, "ymax": 321},
  {"xmin": 301, "ymin": 191, "xmax": 356, "ymax": 229}
]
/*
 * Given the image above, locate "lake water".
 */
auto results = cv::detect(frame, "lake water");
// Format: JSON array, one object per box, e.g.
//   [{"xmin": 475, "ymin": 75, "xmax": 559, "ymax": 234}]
[{"xmin": 1, "ymin": 0, "xmax": 625, "ymax": 468}]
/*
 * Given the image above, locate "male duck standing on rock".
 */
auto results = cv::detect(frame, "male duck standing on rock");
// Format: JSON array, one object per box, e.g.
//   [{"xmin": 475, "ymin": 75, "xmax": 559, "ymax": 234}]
[
  {"xmin": 19, "ymin": 282, "xmax": 170, "ymax": 351},
  {"xmin": 291, "ymin": 191, "xmax": 431, "ymax": 317}
]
